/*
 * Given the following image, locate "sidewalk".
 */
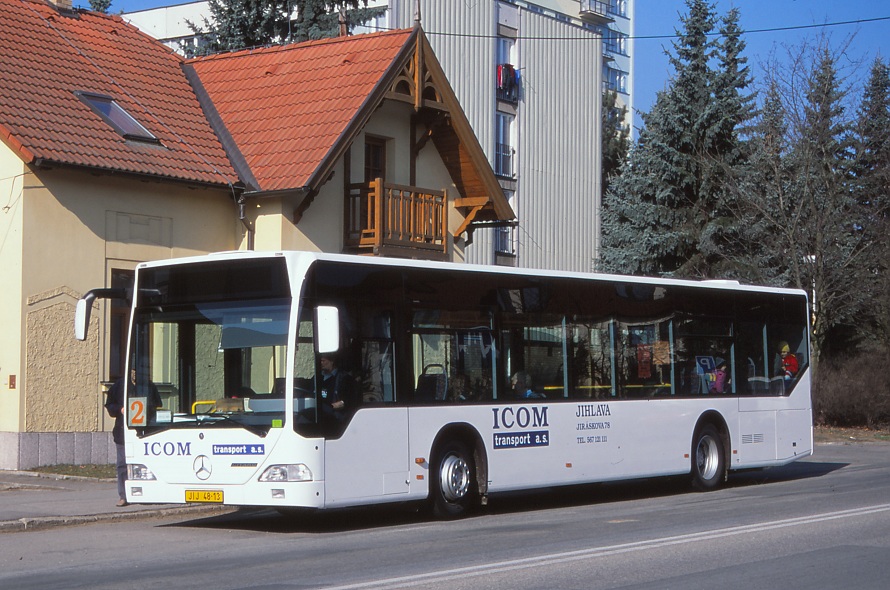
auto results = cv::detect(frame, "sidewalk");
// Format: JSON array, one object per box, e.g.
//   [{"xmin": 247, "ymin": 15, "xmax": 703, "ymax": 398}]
[{"xmin": 0, "ymin": 470, "xmax": 234, "ymax": 533}]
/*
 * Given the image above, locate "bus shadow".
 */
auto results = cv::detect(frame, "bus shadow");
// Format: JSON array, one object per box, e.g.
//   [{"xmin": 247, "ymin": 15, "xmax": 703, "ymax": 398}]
[
  {"xmin": 167, "ymin": 459, "xmax": 848, "ymax": 533},
  {"xmin": 166, "ymin": 503, "xmax": 429, "ymax": 534},
  {"xmin": 728, "ymin": 459, "xmax": 847, "ymax": 487}
]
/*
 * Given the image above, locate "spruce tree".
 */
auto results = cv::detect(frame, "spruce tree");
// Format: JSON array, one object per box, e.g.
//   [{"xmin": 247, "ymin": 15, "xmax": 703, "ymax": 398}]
[
  {"xmin": 733, "ymin": 80, "xmax": 794, "ymax": 286},
  {"xmin": 852, "ymin": 57, "xmax": 890, "ymax": 349},
  {"xmin": 601, "ymin": 90, "xmax": 630, "ymax": 199},
  {"xmin": 88, "ymin": 0, "xmax": 111, "ymax": 13},
  {"xmin": 697, "ymin": 7, "xmax": 756, "ymax": 278},
  {"xmin": 192, "ymin": 0, "xmax": 385, "ymax": 55},
  {"xmin": 600, "ymin": 0, "xmax": 754, "ymax": 279},
  {"xmin": 291, "ymin": 0, "xmax": 385, "ymax": 42}
]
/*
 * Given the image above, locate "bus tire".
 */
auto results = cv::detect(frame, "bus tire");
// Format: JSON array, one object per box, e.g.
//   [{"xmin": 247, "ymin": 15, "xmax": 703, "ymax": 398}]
[
  {"xmin": 691, "ymin": 424, "xmax": 726, "ymax": 491},
  {"xmin": 431, "ymin": 440, "xmax": 476, "ymax": 519}
]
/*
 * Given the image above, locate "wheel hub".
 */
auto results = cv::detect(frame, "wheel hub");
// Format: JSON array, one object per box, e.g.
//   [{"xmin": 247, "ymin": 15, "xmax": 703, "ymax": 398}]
[{"xmin": 439, "ymin": 453, "xmax": 470, "ymax": 501}]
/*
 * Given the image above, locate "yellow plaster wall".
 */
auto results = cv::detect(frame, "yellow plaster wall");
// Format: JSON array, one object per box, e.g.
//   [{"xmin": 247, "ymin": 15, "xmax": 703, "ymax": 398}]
[
  {"xmin": 18, "ymin": 168, "xmax": 237, "ymax": 434},
  {"xmin": 0, "ymin": 144, "xmax": 25, "ymax": 431},
  {"xmin": 289, "ymin": 182, "xmax": 348, "ymax": 253}
]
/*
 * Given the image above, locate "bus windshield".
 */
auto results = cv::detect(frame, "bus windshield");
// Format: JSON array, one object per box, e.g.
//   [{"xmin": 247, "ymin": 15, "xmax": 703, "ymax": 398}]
[{"xmin": 126, "ymin": 257, "xmax": 292, "ymax": 434}]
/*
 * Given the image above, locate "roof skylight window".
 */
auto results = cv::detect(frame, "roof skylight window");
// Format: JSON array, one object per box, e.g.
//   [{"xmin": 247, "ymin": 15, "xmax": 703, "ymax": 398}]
[{"xmin": 75, "ymin": 91, "xmax": 160, "ymax": 143}]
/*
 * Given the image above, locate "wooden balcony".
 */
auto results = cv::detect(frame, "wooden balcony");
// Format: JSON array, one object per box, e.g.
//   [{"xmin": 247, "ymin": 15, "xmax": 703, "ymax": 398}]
[{"xmin": 345, "ymin": 179, "xmax": 448, "ymax": 259}]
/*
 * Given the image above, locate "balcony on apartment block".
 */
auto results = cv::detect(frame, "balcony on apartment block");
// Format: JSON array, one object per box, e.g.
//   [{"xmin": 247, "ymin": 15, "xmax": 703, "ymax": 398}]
[{"xmin": 579, "ymin": 0, "xmax": 614, "ymax": 24}]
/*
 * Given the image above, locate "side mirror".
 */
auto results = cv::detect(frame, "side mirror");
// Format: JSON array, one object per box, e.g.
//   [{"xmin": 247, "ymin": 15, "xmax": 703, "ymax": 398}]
[
  {"xmin": 74, "ymin": 295, "xmax": 94, "ymax": 341},
  {"xmin": 74, "ymin": 288, "xmax": 130, "ymax": 341},
  {"xmin": 315, "ymin": 306, "xmax": 340, "ymax": 354}
]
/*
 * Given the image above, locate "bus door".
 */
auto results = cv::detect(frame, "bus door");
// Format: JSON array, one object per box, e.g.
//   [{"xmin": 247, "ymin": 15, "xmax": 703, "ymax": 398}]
[
  {"xmin": 324, "ymin": 408, "xmax": 410, "ymax": 505},
  {"xmin": 321, "ymin": 316, "xmax": 410, "ymax": 505}
]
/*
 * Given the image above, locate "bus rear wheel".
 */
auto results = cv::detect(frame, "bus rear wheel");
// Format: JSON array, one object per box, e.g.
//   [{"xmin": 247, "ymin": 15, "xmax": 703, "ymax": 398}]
[
  {"xmin": 691, "ymin": 424, "xmax": 726, "ymax": 491},
  {"xmin": 431, "ymin": 440, "xmax": 476, "ymax": 518}
]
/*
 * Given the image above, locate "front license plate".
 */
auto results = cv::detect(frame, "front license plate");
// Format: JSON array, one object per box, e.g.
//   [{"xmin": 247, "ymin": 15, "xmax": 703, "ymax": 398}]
[{"xmin": 185, "ymin": 490, "xmax": 223, "ymax": 503}]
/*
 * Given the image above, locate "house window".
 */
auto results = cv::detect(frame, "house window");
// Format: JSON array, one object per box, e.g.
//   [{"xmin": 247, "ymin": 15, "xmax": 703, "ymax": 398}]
[
  {"xmin": 608, "ymin": 0, "xmax": 627, "ymax": 17},
  {"xmin": 365, "ymin": 137, "xmax": 387, "ymax": 183},
  {"xmin": 75, "ymin": 91, "xmax": 159, "ymax": 143},
  {"xmin": 604, "ymin": 66, "xmax": 628, "ymax": 94},
  {"xmin": 494, "ymin": 225, "xmax": 515, "ymax": 255},
  {"xmin": 109, "ymin": 269, "xmax": 134, "ymax": 383},
  {"xmin": 497, "ymin": 37, "xmax": 514, "ymax": 65},
  {"xmin": 495, "ymin": 190, "xmax": 516, "ymax": 256},
  {"xmin": 495, "ymin": 113, "xmax": 514, "ymax": 178},
  {"xmin": 603, "ymin": 29, "xmax": 628, "ymax": 57}
]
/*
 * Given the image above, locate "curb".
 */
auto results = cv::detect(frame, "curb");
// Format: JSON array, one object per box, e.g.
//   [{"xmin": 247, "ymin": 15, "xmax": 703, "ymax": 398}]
[
  {"xmin": 4, "ymin": 470, "xmax": 116, "ymax": 483},
  {"xmin": 0, "ymin": 504, "xmax": 237, "ymax": 534}
]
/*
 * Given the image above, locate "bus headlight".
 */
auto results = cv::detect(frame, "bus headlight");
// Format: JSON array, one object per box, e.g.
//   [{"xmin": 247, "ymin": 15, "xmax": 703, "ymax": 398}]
[
  {"xmin": 259, "ymin": 464, "xmax": 313, "ymax": 482},
  {"xmin": 128, "ymin": 464, "xmax": 156, "ymax": 481}
]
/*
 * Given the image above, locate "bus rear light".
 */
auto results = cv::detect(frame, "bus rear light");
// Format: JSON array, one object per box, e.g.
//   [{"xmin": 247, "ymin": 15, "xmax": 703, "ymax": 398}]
[
  {"xmin": 128, "ymin": 464, "xmax": 156, "ymax": 481},
  {"xmin": 259, "ymin": 464, "xmax": 312, "ymax": 482}
]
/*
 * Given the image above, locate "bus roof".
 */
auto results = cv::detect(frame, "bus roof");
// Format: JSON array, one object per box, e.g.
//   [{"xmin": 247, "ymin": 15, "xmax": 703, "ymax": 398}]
[{"xmin": 136, "ymin": 250, "xmax": 808, "ymax": 299}]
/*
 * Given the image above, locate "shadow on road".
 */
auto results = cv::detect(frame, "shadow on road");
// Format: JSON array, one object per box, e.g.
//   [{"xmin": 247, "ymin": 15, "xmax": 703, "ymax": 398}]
[
  {"xmin": 728, "ymin": 459, "xmax": 847, "ymax": 487},
  {"xmin": 165, "ymin": 457, "xmax": 848, "ymax": 534}
]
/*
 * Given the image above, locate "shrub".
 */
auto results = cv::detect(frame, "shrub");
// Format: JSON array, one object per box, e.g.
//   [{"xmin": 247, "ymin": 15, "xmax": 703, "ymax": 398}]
[{"xmin": 813, "ymin": 351, "xmax": 890, "ymax": 429}]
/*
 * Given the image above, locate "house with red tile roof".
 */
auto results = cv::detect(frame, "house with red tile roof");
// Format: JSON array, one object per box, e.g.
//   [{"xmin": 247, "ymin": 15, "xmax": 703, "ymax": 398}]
[{"xmin": 0, "ymin": 0, "xmax": 512, "ymax": 469}]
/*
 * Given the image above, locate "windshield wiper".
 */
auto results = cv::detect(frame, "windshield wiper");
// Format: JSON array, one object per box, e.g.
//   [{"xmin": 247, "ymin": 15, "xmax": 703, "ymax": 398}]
[{"xmin": 195, "ymin": 413, "xmax": 269, "ymax": 437}]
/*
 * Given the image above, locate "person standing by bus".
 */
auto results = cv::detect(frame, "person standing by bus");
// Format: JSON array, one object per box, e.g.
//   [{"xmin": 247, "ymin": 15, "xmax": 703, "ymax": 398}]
[
  {"xmin": 105, "ymin": 369, "xmax": 160, "ymax": 507},
  {"xmin": 105, "ymin": 376, "xmax": 128, "ymax": 507}
]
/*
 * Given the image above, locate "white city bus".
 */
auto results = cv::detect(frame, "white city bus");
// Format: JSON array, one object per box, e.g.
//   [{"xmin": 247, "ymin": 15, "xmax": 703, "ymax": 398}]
[{"xmin": 76, "ymin": 251, "xmax": 813, "ymax": 517}]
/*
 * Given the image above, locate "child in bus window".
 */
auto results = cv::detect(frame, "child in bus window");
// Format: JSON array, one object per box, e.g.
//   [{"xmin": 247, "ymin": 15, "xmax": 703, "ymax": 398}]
[
  {"xmin": 709, "ymin": 359, "xmax": 728, "ymax": 394},
  {"xmin": 775, "ymin": 341, "xmax": 799, "ymax": 381}
]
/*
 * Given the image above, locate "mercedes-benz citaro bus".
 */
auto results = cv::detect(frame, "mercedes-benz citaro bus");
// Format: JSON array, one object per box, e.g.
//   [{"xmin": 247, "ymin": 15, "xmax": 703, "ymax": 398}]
[{"xmin": 75, "ymin": 251, "xmax": 813, "ymax": 518}]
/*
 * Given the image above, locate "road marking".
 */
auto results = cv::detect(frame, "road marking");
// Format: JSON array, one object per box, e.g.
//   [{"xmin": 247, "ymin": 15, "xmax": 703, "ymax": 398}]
[{"xmin": 324, "ymin": 503, "xmax": 890, "ymax": 590}]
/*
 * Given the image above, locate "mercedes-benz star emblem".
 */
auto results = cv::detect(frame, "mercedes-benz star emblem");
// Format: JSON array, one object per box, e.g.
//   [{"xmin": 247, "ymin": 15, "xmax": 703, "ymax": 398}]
[{"xmin": 193, "ymin": 455, "xmax": 212, "ymax": 480}]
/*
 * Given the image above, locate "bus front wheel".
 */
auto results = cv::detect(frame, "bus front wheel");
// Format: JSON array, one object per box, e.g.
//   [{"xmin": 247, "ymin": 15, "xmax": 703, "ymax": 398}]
[
  {"xmin": 431, "ymin": 440, "xmax": 476, "ymax": 518},
  {"xmin": 691, "ymin": 424, "xmax": 726, "ymax": 491}
]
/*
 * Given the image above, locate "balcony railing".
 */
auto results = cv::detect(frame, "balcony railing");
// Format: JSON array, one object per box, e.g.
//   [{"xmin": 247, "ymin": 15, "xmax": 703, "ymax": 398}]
[
  {"xmin": 494, "ymin": 142, "xmax": 514, "ymax": 178},
  {"xmin": 345, "ymin": 179, "xmax": 447, "ymax": 257},
  {"xmin": 579, "ymin": 0, "xmax": 613, "ymax": 23},
  {"xmin": 496, "ymin": 63, "xmax": 519, "ymax": 105}
]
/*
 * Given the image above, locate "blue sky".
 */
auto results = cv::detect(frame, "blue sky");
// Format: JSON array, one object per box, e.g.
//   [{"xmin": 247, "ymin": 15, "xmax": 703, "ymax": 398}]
[
  {"xmin": 104, "ymin": 0, "xmax": 889, "ymax": 129},
  {"xmin": 633, "ymin": 1, "xmax": 889, "ymax": 127}
]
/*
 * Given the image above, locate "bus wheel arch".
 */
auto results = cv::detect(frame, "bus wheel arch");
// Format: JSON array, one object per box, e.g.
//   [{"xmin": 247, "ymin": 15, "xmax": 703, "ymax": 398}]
[
  {"xmin": 690, "ymin": 412, "xmax": 729, "ymax": 491},
  {"xmin": 429, "ymin": 424, "xmax": 487, "ymax": 518}
]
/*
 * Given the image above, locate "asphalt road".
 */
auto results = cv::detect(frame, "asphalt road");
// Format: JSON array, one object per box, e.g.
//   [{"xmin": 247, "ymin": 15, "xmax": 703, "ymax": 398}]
[{"xmin": 1, "ymin": 441, "xmax": 888, "ymax": 590}]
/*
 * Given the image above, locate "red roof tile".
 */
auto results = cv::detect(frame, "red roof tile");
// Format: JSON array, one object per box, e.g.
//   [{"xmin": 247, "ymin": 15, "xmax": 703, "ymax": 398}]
[
  {"xmin": 188, "ymin": 29, "xmax": 414, "ymax": 193},
  {"xmin": 0, "ymin": 0, "xmax": 236, "ymax": 186}
]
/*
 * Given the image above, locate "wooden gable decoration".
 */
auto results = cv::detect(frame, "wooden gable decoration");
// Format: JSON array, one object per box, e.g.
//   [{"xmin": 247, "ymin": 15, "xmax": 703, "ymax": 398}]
[{"xmin": 306, "ymin": 27, "xmax": 514, "ymax": 237}]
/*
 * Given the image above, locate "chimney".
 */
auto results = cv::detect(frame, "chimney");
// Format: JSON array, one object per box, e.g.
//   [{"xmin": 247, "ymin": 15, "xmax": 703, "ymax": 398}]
[
  {"xmin": 338, "ymin": 7, "xmax": 347, "ymax": 37},
  {"xmin": 47, "ymin": 0, "xmax": 74, "ymax": 11}
]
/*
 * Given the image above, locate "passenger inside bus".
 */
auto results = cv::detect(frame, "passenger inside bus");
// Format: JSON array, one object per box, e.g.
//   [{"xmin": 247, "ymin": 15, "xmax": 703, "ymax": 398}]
[
  {"xmin": 319, "ymin": 353, "xmax": 358, "ymax": 424},
  {"xmin": 775, "ymin": 341, "xmax": 799, "ymax": 381},
  {"xmin": 511, "ymin": 371, "xmax": 545, "ymax": 400},
  {"xmin": 708, "ymin": 359, "xmax": 728, "ymax": 394},
  {"xmin": 448, "ymin": 372, "xmax": 472, "ymax": 402}
]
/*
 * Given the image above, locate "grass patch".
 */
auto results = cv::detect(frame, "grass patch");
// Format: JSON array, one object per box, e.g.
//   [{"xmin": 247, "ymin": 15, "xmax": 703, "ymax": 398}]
[
  {"xmin": 29, "ymin": 464, "xmax": 116, "ymax": 479},
  {"xmin": 814, "ymin": 425, "xmax": 890, "ymax": 444}
]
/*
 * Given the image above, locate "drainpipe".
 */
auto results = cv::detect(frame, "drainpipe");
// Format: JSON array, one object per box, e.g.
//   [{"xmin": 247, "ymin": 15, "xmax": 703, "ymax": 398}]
[{"xmin": 238, "ymin": 195, "xmax": 254, "ymax": 250}]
